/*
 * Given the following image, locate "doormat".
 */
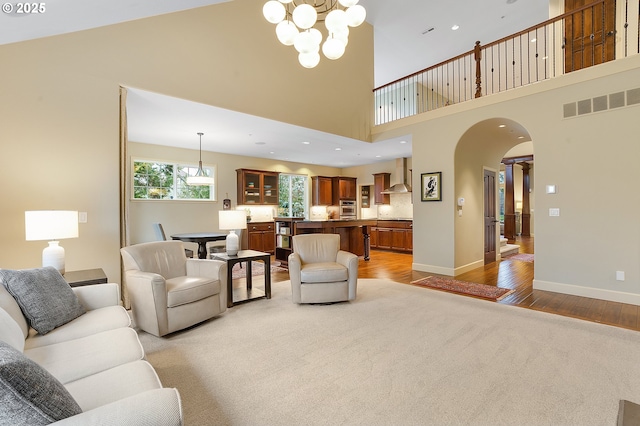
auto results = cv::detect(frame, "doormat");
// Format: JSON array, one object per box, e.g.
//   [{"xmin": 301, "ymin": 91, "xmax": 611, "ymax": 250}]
[
  {"xmin": 410, "ymin": 276, "xmax": 514, "ymax": 301},
  {"xmin": 505, "ymin": 253, "xmax": 534, "ymax": 263},
  {"xmin": 231, "ymin": 261, "xmax": 287, "ymax": 280}
]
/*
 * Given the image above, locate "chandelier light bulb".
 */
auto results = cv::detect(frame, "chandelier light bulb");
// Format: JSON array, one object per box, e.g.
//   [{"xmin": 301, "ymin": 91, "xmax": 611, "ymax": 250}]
[
  {"xmin": 346, "ymin": 5, "xmax": 366, "ymax": 27},
  {"xmin": 298, "ymin": 51, "xmax": 320, "ymax": 68},
  {"xmin": 325, "ymin": 9, "xmax": 348, "ymax": 33},
  {"xmin": 292, "ymin": 4, "xmax": 318, "ymax": 29},
  {"xmin": 309, "ymin": 28, "xmax": 323, "ymax": 45},
  {"xmin": 322, "ymin": 37, "xmax": 346, "ymax": 60},
  {"xmin": 293, "ymin": 31, "xmax": 319, "ymax": 54},
  {"xmin": 279, "ymin": 0, "xmax": 293, "ymax": 3},
  {"xmin": 338, "ymin": 0, "xmax": 359, "ymax": 7},
  {"xmin": 276, "ymin": 20, "xmax": 299, "ymax": 45},
  {"xmin": 263, "ymin": 1, "xmax": 286, "ymax": 24}
]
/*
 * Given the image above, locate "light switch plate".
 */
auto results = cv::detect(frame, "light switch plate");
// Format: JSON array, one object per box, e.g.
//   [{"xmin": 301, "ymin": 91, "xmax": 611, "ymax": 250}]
[
  {"xmin": 546, "ymin": 185, "xmax": 557, "ymax": 194},
  {"xmin": 79, "ymin": 212, "xmax": 88, "ymax": 223},
  {"xmin": 549, "ymin": 208, "xmax": 560, "ymax": 217}
]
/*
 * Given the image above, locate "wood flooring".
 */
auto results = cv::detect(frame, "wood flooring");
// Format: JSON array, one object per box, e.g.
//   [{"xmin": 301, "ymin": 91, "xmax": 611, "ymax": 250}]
[{"xmin": 270, "ymin": 236, "xmax": 640, "ymax": 332}]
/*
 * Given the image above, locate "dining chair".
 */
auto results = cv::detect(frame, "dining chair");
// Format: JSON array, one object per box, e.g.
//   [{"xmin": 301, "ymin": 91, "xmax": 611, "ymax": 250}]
[{"xmin": 152, "ymin": 223, "xmax": 194, "ymax": 258}]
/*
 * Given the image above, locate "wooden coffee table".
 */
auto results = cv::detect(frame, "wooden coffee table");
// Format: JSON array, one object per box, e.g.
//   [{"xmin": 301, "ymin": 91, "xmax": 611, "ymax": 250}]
[{"xmin": 210, "ymin": 250, "xmax": 271, "ymax": 308}]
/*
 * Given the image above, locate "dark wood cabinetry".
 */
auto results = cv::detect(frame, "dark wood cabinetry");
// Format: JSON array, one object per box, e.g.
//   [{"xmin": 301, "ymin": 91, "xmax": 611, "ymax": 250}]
[
  {"xmin": 243, "ymin": 221, "xmax": 275, "ymax": 254},
  {"xmin": 373, "ymin": 173, "xmax": 390, "ymax": 205},
  {"xmin": 370, "ymin": 220, "xmax": 412, "ymax": 252},
  {"xmin": 237, "ymin": 169, "xmax": 279, "ymax": 205},
  {"xmin": 332, "ymin": 177, "xmax": 357, "ymax": 201},
  {"xmin": 312, "ymin": 176, "xmax": 357, "ymax": 205},
  {"xmin": 311, "ymin": 176, "xmax": 333, "ymax": 206},
  {"xmin": 361, "ymin": 185, "xmax": 370, "ymax": 208}
]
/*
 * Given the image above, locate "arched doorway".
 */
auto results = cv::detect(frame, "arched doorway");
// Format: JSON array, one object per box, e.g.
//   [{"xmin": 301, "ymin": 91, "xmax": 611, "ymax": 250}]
[{"xmin": 453, "ymin": 118, "xmax": 533, "ymax": 271}]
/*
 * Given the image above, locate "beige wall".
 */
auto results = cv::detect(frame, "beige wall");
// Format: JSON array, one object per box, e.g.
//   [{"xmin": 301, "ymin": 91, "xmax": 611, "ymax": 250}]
[
  {"xmin": 373, "ymin": 54, "xmax": 640, "ymax": 304},
  {"xmin": 0, "ymin": 0, "xmax": 373, "ymax": 284}
]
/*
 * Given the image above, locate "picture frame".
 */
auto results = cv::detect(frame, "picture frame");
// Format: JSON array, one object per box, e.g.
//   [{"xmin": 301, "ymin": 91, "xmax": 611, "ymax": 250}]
[{"xmin": 421, "ymin": 172, "xmax": 442, "ymax": 202}]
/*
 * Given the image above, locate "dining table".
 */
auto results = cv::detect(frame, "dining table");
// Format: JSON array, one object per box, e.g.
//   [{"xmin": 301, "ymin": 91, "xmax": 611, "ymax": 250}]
[{"xmin": 170, "ymin": 232, "xmax": 227, "ymax": 259}]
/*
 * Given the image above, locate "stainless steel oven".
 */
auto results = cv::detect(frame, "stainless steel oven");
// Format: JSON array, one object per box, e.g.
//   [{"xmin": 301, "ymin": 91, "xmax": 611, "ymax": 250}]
[{"xmin": 339, "ymin": 200, "xmax": 357, "ymax": 219}]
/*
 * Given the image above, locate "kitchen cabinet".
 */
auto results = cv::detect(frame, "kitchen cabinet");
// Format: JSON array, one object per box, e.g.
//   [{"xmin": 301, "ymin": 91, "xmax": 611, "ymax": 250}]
[
  {"xmin": 370, "ymin": 220, "xmax": 412, "ymax": 252},
  {"xmin": 332, "ymin": 177, "xmax": 357, "ymax": 201},
  {"xmin": 237, "ymin": 169, "xmax": 279, "ymax": 205},
  {"xmin": 373, "ymin": 173, "xmax": 390, "ymax": 205},
  {"xmin": 361, "ymin": 185, "xmax": 371, "ymax": 208},
  {"xmin": 243, "ymin": 221, "xmax": 275, "ymax": 254},
  {"xmin": 311, "ymin": 176, "xmax": 333, "ymax": 205}
]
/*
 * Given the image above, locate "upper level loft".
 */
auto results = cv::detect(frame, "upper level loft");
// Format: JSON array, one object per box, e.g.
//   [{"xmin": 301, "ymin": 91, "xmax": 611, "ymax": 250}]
[{"xmin": 374, "ymin": 0, "xmax": 640, "ymax": 125}]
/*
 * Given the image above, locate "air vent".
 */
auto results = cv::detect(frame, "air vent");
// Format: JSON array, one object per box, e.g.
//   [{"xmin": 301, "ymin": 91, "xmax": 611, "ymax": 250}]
[
  {"xmin": 563, "ymin": 87, "xmax": 639, "ymax": 119},
  {"xmin": 421, "ymin": 27, "xmax": 435, "ymax": 35}
]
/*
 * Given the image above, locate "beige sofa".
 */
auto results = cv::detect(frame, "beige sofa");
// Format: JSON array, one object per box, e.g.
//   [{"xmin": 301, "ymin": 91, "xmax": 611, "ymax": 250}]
[{"xmin": 0, "ymin": 271, "xmax": 182, "ymax": 425}]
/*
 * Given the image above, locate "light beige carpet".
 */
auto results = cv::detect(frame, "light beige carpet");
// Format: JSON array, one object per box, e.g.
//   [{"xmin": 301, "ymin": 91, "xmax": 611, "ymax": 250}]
[{"xmin": 137, "ymin": 279, "xmax": 640, "ymax": 425}]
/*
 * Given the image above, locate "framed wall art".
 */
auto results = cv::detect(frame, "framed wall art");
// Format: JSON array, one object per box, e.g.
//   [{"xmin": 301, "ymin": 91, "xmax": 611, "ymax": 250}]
[{"xmin": 421, "ymin": 172, "xmax": 442, "ymax": 201}]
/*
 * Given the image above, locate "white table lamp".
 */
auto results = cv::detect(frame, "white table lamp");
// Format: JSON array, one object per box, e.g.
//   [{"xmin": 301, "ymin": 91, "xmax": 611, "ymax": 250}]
[
  {"xmin": 25, "ymin": 210, "xmax": 79, "ymax": 274},
  {"xmin": 218, "ymin": 210, "xmax": 247, "ymax": 256}
]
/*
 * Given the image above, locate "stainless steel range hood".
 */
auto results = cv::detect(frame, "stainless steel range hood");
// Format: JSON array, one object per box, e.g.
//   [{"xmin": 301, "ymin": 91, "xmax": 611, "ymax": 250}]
[{"xmin": 381, "ymin": 158, "xmax": 412, "ymax": 194}]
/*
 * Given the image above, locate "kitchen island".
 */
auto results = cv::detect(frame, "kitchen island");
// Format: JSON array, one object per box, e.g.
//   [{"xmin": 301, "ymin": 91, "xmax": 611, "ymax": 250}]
[{"xmin": 295, "ymin": 219, "xmax": 378, "ymax": 260}]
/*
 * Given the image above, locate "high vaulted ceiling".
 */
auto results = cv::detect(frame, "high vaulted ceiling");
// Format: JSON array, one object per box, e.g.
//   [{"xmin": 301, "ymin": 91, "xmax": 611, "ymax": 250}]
[{"xmin": 0, "ymin": 0, "xmax": 545, "ymax": 166}]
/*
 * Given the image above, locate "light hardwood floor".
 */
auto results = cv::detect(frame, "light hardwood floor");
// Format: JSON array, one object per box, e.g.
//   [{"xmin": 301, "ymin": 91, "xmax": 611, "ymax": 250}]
[{"xmin": 271, "ymin": 236, "xmax": 640, "ymax": 332}]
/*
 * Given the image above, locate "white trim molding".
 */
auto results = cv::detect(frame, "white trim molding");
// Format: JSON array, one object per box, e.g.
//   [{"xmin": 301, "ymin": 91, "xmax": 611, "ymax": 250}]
[{"xmin": 534, "ymin": 280, "xmax": 640, "ymax": 306}]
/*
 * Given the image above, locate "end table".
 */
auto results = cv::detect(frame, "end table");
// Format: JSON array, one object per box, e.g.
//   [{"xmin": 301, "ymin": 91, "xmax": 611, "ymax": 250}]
[{"xmin": 63, "ymin": 268, "xmax": 108, "ymax": 287}]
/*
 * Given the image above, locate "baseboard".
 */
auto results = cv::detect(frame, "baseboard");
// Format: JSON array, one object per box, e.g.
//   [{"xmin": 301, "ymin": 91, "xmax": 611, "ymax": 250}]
[
  {"xmin": 454, "ymin": 260, "xmax": 485, "ymax": 276},
  {"xmin": 534, "ymin": 279, "xmax": 640, "ymax": 306},
  {"xmin": 412, "ymin": 259, "xmax": 484, "ymax": 277},
  {"xmin": 412, "ymin": 263, "xmax": 454, "ymax": 276}
]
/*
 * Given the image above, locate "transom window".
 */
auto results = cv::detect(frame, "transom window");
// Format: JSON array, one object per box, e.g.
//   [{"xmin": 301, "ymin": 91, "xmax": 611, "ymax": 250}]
[{"xmin": 132, "ymin": 159, "xmax": 216, "ymax": 201}]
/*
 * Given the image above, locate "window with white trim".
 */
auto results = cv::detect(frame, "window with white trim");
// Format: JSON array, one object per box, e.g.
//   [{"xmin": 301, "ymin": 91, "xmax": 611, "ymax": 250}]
[{"xmin": 132, "ymin": 159, "xmax": 216, "ymax": 200}]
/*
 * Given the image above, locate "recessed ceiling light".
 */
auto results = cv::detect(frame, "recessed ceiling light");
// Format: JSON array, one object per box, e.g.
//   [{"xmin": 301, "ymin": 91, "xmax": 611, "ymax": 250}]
[
  {"xmin": 399, "ymin": 140, "xmax": 407, "ymax": 144},
  {"xmin": 531, "ymin": 38, "xmax": 537, "ymax": 43},
  {"xmin": 335, "ymin": 148, "xmax": 342, "ymax": 151},
  {"xmin": 269, "ymin": 151, "xmax": 275, "ymax": 154},
  {"xmin": 499, "ymin": 124, "xmax": 506, "ymax": 128},
  {"xmin": 375, "ymin": 155, "xmax": 381, "ymax": 158},
  {"xmin": 451, "ymin": 25, "xmax": 460, "ymax": 31},
  {"xmin": 518, "ymin": 136, "xmax": 525, "ymax": 139},
  {"xmin": 302, "ymin": 141, "xmax": 310, "ymax": 145}
]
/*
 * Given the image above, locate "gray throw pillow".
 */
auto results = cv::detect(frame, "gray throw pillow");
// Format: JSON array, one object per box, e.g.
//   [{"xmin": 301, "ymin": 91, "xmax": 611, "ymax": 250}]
[
  {"xmin": 0, "ymin": 341, "xmax": 82, "ymax": 424},
  {"xmin": 0, "ymin": 267, "xmax": 85, "ymax": 335}
]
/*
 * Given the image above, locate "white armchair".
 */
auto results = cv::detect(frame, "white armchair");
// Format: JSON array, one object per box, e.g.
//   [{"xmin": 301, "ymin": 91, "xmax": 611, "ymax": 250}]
[
  {"xmin": 120, "ymin": 241, "xmax": 227, "ymax": 337},
  {"xmin": 288, "ymin": 234, "xmax": 358, "ymax": 304}
]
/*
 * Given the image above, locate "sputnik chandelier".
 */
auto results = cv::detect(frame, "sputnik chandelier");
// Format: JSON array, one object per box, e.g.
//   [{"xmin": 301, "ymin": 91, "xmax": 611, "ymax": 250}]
[{"xmin": 262, "ymin": 0, "xmax": 366, "ymax": 69}]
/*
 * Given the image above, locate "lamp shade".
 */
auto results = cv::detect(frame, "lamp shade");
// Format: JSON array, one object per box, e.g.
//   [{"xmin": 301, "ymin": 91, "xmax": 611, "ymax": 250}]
[
  {"xmin": 218, "ymin": 210, "xmax": 248, "ymax": 231},
  {"xmin": 25, "ymin": 211, "xmax": 79, "ymax": 241}
]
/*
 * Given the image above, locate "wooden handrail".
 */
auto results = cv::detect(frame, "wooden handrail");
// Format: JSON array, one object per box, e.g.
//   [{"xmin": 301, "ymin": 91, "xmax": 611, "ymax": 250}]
[{"xmin": 373, "ymin": 0, "xmax": 606, "ymax": 92}]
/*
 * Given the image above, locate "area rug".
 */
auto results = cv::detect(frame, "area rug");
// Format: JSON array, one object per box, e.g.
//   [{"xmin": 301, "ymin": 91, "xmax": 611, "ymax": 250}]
[
  {"xmin": 411, "ymin": 276, "xmax": 514, "ymax": 300},
  {"xmin": 231, "ymin": 261, "xmax": 287, "ymax": 279},
  {"xmin": 506, "ymin": 253, "xmax": 535, "ymax": 263}
]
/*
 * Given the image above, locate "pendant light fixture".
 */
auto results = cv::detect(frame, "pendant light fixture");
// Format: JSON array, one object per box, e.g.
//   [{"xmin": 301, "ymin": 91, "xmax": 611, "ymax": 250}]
[
  {"xmin": 263, "ymin": 0, "xmax": 366, "ymax": 69},
  {"xmin": 187, "ymin": 132, "xmax": 214, "ymax": 186}
]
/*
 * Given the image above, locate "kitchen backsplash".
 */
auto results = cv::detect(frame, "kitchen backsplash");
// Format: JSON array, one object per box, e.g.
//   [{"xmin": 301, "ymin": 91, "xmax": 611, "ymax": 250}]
[{"xmin": 362, "ymin": 193, "xmax": 413, "ymax": 220}]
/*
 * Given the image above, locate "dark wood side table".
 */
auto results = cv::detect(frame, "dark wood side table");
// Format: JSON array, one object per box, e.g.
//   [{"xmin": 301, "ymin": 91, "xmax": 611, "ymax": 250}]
[
  {"xmin": 63, "ymin": 268, "xmax": 108, "ymax": 287},
  {"xmin": 211, "ymin": 250, "xmax": 271, "ymax": 308}
]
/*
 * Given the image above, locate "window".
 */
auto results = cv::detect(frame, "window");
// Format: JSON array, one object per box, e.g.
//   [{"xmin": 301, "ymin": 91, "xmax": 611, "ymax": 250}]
[
  {"xmin": 278, "ymin": 174, "xmax": 308, "ymax": 218},
  {"xmin": 132, "ymin": 159, "xmax": 216, "ymax": 200}
]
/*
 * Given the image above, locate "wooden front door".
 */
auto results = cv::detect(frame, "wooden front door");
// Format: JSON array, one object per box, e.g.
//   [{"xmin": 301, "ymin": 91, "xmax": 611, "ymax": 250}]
[
  {"xmin": 484, "ymin": 169, "xmax": 497, "ymax": 265},
  {"xmin": 564, "ymin": 0, "xmax": 616, "ymax": 72}
]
